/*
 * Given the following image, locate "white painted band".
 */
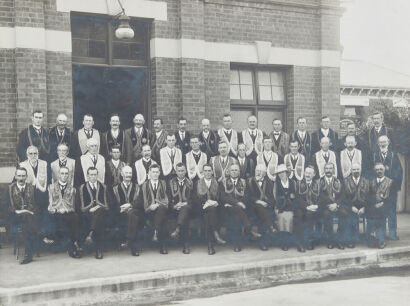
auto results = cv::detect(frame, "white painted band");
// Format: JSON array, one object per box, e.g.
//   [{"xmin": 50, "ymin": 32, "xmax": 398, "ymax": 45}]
[
  {"xmin": 0, "ymin": 27, "xmax": 71, "ymax": 52},
  {"xmin": 56, "ymin": 0, "xmax": 167, "ymax": 21},
  {"xmin": 150, "ymin": 38, "xmax": 341, "ymax": 68}
]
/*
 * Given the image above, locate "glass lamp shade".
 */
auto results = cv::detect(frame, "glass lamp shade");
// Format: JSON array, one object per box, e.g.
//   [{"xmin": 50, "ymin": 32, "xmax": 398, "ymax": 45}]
[{"xmin": 115, "ymin": 15, "xmax": 134, "ymax": 39}]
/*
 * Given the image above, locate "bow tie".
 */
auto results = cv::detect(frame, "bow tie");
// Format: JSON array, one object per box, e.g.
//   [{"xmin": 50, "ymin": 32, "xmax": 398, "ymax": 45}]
[{"xmin": 274, "ymin": 132, "xmax": 280, "ymax": 136}]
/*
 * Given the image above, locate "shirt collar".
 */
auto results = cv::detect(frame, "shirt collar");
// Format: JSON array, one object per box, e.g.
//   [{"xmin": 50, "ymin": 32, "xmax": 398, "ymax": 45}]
[
  {"xmin": 142, "ymin": 157, "xmax": 151, "ymax": 163},
  {"xmin": 111, "ymin": 159, "xmax": 120, "ymax": 166},
  {"xmin": 223, "ymin": 128, "xmax": 232, "ymax": 133},
  {"xmin": 321, "ymin": 128, "xmax": 329, "ymax": 135},
  {"xmin": 59, "ymin": 181, "xmax": 67, "ymax": 186},
  {"xmin": 17, "ymin": 183, "xmax": 26, "ymax": 190},
  {"xmin": 377, "ymin": 177, "xmax": 385, "ymax": 183}
]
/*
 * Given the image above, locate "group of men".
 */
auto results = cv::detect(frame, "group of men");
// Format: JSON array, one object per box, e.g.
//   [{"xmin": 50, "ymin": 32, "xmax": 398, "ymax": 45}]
[{"xmin": 7, "ymin": 110, "xmax": 403, "ymax": 264}]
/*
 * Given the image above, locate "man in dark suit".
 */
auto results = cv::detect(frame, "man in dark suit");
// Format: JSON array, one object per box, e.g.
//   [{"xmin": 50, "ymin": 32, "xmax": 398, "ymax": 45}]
[
  {"xmin": 78, "ymin": 166, "xmax": 108, "ymax": 259},
  {"xmin": 168, "ymin": 163, "xmax": 193, "ymax": 254},
  {"xmin": 175, "ymin": 117, "xmax": 191, "ymax": 159},
  {"xmin": 247, "ymin": 164, "xmax": 276, "ymax": 251},
  {"xmin": 49, "ymin": 113, "xmax": 72, "ymax": 163},
  {"xmin": 339, "ymin": 122, "xmax": 364, "ymax": 152},
  {"xmin": 124, "ymin": 113, "xmax": 151, "ymax": 165},
  {"xmin": 311, "ymin": 116, "xmax": 339, "ymax": 154},
  {"xmin": 199, "ymin": 118, "xmax": 219, "ymax": 160},
  {"xmin": 100, "ymin": 113, "xmax": 126, "ymax": 162},
  {"xmin": 237, "ymin": 143, "xmax": 255, "ymax": 180},
  {"xmin": 291, "ymin": 117, "xmax": 312, "ymax": 161},
  {"xmin": 104, "ymin": 145, "xmax": 127, "ymax": 189},
  {"xmin": 367, "ymin": 112, "xmax": 394, "ymax": 153},
  {"xmin": 269, "ymin": 118, "xmax": 289, "ymax": 163},
  {"xmin": 17, "ymin": 110, "xmax": 50, "ymax": 163},
  {"xmin": 150, "ymin": 118, "xmax": 167, "ymax": 163},
  {"xmin": 372, "ymin": 135, "xmax": 402, "ymax": 240}
]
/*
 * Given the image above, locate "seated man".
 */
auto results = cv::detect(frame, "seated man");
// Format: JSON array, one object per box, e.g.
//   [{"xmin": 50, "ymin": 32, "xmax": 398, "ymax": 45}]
[
  {"xmin": 342, "ymin": 163, "xmax": 369, "ymax": 248},
  {"xmin": 50, "ymin": 143, "xmax": 75, "ymax": 186},
  {"xmin": 319, "ymin": 163, "xmax": 346, "ymax": 250},
  {"xmin": 168, "ymin": 163, "xmax": 193, "ymax": 254},
  {"xmin": 296, "ymin": 166, "xmax": 320, "ymax": 251},
  {"xmin": 78, "ymin": 167, "xmax": 108, "ymax": 259},
  {"xmin": 196, "ymin": 164, "xmax": 226, "ymax": 255},
  {"xmin": 8, "ymin": 167, "xmax": 53, "ymax": 264},
  {"xmin": 111, "ymin": 166, "xmax": 143, "ymax": 256},
  {"xmin": 247, "ymin": 164, "xmax": 277, "ymax": 251},
  {"xmin": 367, "ymin": 163, "xmax": 394, "ymax": 249},
  {"xmin": 104, "ymin": 145, "xmax": 127, "ymax": 188},
  {"xmin": 219, "ymin": 164, "xmax": 261, "ymax": 252},
  {"xmin": 48, "ymin": 166, "xmax": 81, "ymax": 258},
  {"xmin": 141, "ymin": 164, "xmax": 169, "ymax": 254}
]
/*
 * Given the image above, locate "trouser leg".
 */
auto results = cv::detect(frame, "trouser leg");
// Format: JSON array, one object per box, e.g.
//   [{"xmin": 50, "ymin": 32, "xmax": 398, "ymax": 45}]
[
  {"xmin": 203, "ymin": 206, "xmax": 218, "ymax": 242},
  {"xmin": 177, "ymin": 205, "xmax": 191, "ymax": 242},
  {"xmin": 153, "ymin": 206, "xmax": 168, "ymax": 242},
  {"xmin": 386, "ymin": 194, "xmax": 398, "ymax": 237}
]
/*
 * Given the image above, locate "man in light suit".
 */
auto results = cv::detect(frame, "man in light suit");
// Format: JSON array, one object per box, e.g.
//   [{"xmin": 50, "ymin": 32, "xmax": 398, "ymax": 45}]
[
  {"xmin": 50, "ymin": 143, "xmax": 75, "ymax": 186},
  {"xmin": 217, "ymin": 114, "xmax": 241, "ymax": 157},
  {"xmin": 70, "ymin": 114, "xmax": 100, "ymax": 160},
  {"xmin": 134, "ymin": 144, "xmax": 157, "ymax": 186},
  {"xmin": 291, "ymin": 117, "xmax": 312, "ymax": 161},
  {"xmin": 160, "ymin": 134, "xmax": 183, "ymax": 181},
  {"xmin": 242, "ymin": 115, "xmax": 264, "ymax": 163}
]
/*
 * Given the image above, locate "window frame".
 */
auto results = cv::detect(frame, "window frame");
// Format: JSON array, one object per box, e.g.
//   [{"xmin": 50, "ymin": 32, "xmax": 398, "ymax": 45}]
[{"xmin": 230, "ymin": 64, "xmax": 288, "ymax": 132}]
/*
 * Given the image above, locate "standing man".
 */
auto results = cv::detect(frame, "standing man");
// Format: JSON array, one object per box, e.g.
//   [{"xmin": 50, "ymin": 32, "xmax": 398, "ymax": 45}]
[
  {"xmin": 175, "ymin": 117, "xmax": 191, "ymax": 159},
  {"xmin": 237, "ymin": 143, "xmax": 255, "ymax": 180},
  {"xmin": 8, "ymin": 167, "xmax": 54, "ymax": 264},
  {"xmin": 150, "ymin": 118, "xmax": 167, "ymax": 163},
  {"xmin": 284, "ymin": 140, "xmax": 305, "ymax": 182},
  {"xmin": 134, "ymin": 144, "xmax": 157, "ymax": 186},
  {"xmin": 111, "ymin": 166, "xmax": 143, "ymax": 256},
  {"xmin": 160, "ymin": 134, "xmax": 183, "ymax": 181},
  {"xmin": 269, "ymin": 118, "xmax": 289, "ymax": 163},
  {"xmin": 104, "ymin": 145, "xmax": 127, "ymax": 188},
  {"xmin": 50, "ymin": 143, "xmax": 75, "ymax": 186},
  {"xmin": 367, "ymin": 112, "xmax": 394, "ymax": 154},
  {"xmin": 291, "ymin": 117, "xmax": 312, "ymax": 161},
  {"xmin": 74, "ymin": 138, "xmax": 105, "ymax": 187},
  {"xmin": 217, "ymin": 114, "xmax": 240, "ymax": 157},
  {"xmin": 49, "ymin": 113, "xmax": 72, "ymax": 163},
  {"xmin": 168, "ymin": 163, "xmax": 193, "ymax": 254},
  {"xmin": 199, "ymin": 118, "xmax": 219, "ymax": 160},
  {"xmin": 339, "ymin": 122, "xmax": 364, "ymax": 152},
  {"xmin": 256, "ymin": 137, "xmax": 278, "ymax": 181},
  {"xmin": 340, "ymin": 136, "xmax": 363, "ymax": 179},
  {"xmin": 17, "ymin": 110, "xmax": 50, "ymax": 163},
  {"xmin": 124, "ymin": 113, "xmax": 151, "ymax": 165},
  {"xmin": 78, "ymin": 167, "xmax": 108, "ymax": 259},
  {"xmin": 141, "ymin": 164, "xmax": 169, "ymax": 254},
  {"xmin": 70, "ymin": 114, "xmax": 100, "ymax": 160},
  {"xmin": 186, "ymin": 135, "xmax": 207, "ymax": 184},
  {"xmin": 319, "ymin": 163, "xmax": 346, "ymax": 250},
  {"xmin": 373, "ymin": 135, "xmax": 402, "ymax": 240},
  {"xmin": 100, "ymin": 113, "xmax": 126, "ymax": 161},
  {"xmin": 211, "ymin": 141, "xmax": 237, "ymax": 182},
  {"xmin": 242, "ymin": 115, "xmax": 264, "ymax": 163},
  {"xmin": 48, "ymin": 167, "xmax": 81, "ymax": 258},
  {"xmin": 342, "ymin": 163, "xmax": 369, "ymax": 248},
  {"xmin": 312, "ymin": 137, "xmax": 338, "ymax": 178},
  {"xmin": 311, "ymin": 116, "xmax": 339, "ymax": 154}
]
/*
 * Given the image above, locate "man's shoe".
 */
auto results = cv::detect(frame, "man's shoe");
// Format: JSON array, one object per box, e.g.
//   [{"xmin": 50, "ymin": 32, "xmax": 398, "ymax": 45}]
[
  {"xmin": 306, "ymin": 243, "xmax": 314, "ymax": 251},
  {"xmin": 182, "ymin": 244, "xmax": 190, "ymax": 254},
  {"xmin": 234, "ymin": 246, "xmax": 242, "ymax": 252},
  {"xmin": 297, "ymin": 245, "xmax": 306, "ymax": 253},
  {"xmin": 346, "ymin": 243, "xmax": 355, "ymax": 249},
  {"xmin": 95, "ymin": 249, "xmax": 103, "ymax": 259},
  {"xmin": 336, "ymin": 243, "xmax": 345, "ymax": 250},
  {"xmin": 68, "ymin": 249, "xmax": 81, "ymax": 259},
  {"xmin": 327, "ymin": 243, "xmax": 334, "ymax": 249},
  {"xmin": 259, "ymin": 244, "xmax": 268, "ymax": 251},
  {"xmin": 281, "ymin": 245, "xmax": 289, "ymax": 251},
  {"xmin": 160, "ymin": 245, "xmax": 168, "ymax": 254},
  {"xmin": 20, "ymin": 255, "xmax": 33, "ymax": 265},
  {"xmin": 208, "ymin": 244, "xmax": 215, "ymax": 255},
  {"xmin": 378, "ymin": 241, "xmax": 386, "ymax": 249},
  {"xmin": 131, "ymin": 245, "xmax": 139, "ymax": 256},
  {"xmin": 85, "ymin": 234, "xmax": 93, "ymax": 245},
  {"xmin": 214, "ymin": 231, "xmax": 226, "ymax": 244}
]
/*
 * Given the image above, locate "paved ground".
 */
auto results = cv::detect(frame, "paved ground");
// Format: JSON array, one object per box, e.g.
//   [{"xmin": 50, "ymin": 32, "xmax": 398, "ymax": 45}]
[
  {"xmin": 0, "ymin": 214, "xmax": 409, "ymax": 289},
  {"xmin": 171, "ymin": 270, "xmax": 410, "ymax": 306}
]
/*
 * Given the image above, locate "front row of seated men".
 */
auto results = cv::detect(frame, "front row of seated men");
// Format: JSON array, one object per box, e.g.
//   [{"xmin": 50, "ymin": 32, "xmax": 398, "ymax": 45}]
[{"xmin": 8, "ymin": 153, "xmax": 395, "ymax": 264}]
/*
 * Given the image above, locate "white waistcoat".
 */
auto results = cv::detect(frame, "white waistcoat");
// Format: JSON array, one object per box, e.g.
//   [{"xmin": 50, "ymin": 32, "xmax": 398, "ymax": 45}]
[
  {"xmin": 50, "ymin": 158, "xmax": 75, "ymax": 186},
  {"xmin": 242, "ymin": 129, "xmax": 264, "ymax": 156},
  {"xmin": 284, "ymin": 153, "xmax": 305, "ymax": 181},
  {"xmin": 20, "ymin": 159, "xmax": 48, "ymax": 192},
  {"xmin": 186, "ymin": 151, "xmax": 207, "ymax": 180},
  {"xmin": 256, "ymin": 151, "xmax": 278, "ymax": 181},
  {"xmin": 315, "ymin": 150, "xmax": 337, "ymax": 178},
  {"xmin": 80, "ymin": 154, "xmax": 105, "ymax": 183},
  {"xmin": 160, "ymin": 147, "xmax": 182, "ymax": 176},
  {"xmin": 217, "ymin": 129, "xmax": 238, "ymax": 156},
  {"xmin": 340, "ymin": 148, "xmax": 362, "ymax": 178},
  {"xmin": 134, "ymin": 158, "xmax": 157, "ymax": 186}
]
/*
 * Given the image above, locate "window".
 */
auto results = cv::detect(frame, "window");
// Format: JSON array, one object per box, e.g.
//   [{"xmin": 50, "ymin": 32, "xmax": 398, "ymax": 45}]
[
  {"xmin": 71, "ymin": 14, "xmax": 149, "ymax": 66},
  {"xmin": 230, "ymin": 66, "xmax": 287, "ymax": 133}
]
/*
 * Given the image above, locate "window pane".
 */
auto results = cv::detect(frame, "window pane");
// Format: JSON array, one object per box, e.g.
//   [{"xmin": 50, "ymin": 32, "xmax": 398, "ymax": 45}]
[
  {"xmin": 231, "ymin": 109, "xmax": 253, "ymax": 132},
  {"xmin": 130, "ymin": 44, "xmax": 146, "ymax": 61},
  {"xmin": 259, "ymin": 85, "xmax": 272, "ymax": 101},
  {"xmin": 72, "ymin": 39, "xmax": 88, "ymax": 57},
  {"xmin": 258, "ymin": 110, "xmax": 284, "ymax": 134},
  {"xmin": 71, "ymin": 19, "xmax": 88, "ymax": 39},
  {"xmin": 230, "ymin": 84, "xmax": 241, "ymax": 100},
  {"xmin": 89, "ymin": 40, "xmax": 106, "ymax": 58},
  {"xmin": 240, "ymin": 84, "xmax": 254, "ymax": 100},
  {"xmin": 270, "ymin": 72, "xmax": 283, "ymax": 86},
  {"xmin": 239, "ymin": 70, "xmax": 253, "ymax": 84},
  {"xmin": 272, "ymin": 86, "xmax": 285, "ymax": 102},
  {"xmin": 230, "ymin": 70, "xmax": 240, "ymax": 84},
  {"xmin": 113, "ymin": 43, "xmax": 130, "ymax": 59},
  {"xmin": 89, "ymin": 22, "xmax": 107, "ymax": 40},
  {"xmin": 258, "ymin": 71, "xmax": 271, "ymax": 86}
]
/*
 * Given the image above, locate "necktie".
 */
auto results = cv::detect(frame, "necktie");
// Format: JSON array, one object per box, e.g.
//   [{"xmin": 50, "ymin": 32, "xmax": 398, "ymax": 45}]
[
  {"xmin": 85, "ymin": 129, "xmax": 91, "ymax": 138},
  {"xmin": 59, "ymin": 159, "xmax": 67, "ymax": 167},
  {"xmin": 92, "ymin": 156, "xmax": 97, "ymax": 166},
  {"xmin": 181, "ymin": 132, "xmax": 185, "ymax": 141},
  {"xmin": 35, "ymin": 128, "xmax": 41, "ymax": 135},
  {"xmin": 60, "ymin": 184, "xmax": 66, "ymax": 196}
]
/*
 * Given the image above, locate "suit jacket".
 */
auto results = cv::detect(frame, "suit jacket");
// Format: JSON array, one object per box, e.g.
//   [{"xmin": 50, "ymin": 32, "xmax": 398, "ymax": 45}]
[
  {"xmin": 19, "ymin": 159, "xmax": 48, "ymax": 192},
  {"xmin": 237, "ymin": 156, "xmax": 254, "ymax": 180},
  {"xmin": 247, "ymin": 176, "xmax": 275, "ymax": 207},
  {"xmin": 150, "ymin": 130, "xmax": 168, "ymax": 163},
  {"xmin": 48, "ymin": 182, "xmax": 76, "ymax": 214},
  {"xmin": 160, "ymin": 147, "xmax": 183, "ymax": 177},
  {"xmin": 78, "ymin": 181, "xmax": 108, "ymax": 213},
  {"xmin": 368, "ymin": 177, "xmax": 393, "ymax": 216},
  {"xmin": 372, "ymin": 149, "xmax": 403, "ymax": 191},
  {"xmin": 291, "ymin": 130, "xmax": 312, "ymax": 160},
  {"xmin": 217, "ymin": 128, "xmax": 240, "ymax": 157},
  {"xmin": 69, "ymin": 128, "xmax": 100, "ymax": 160},
  {"xmin": 134, "ymin": 158, "xmax": 157, "ymax": 186},
  {"xmin": 311, "ymin": 128, "xmax": 339, "ymax": 154},
  {"xmin": 219, "ymin": 177, "xmax": 247, "ymax": 206},
  {"xmin": 100, "ymin": 129, "xmax": 126, "ymax": 161},
  {"xmin": 141, "ymin": 179, "xmax": 168, "ymax": 212},
  {"xmin": 199, "ymin": 130, "xmax": 219, "ymax": 160},
  {"xmin": 175, "ymin": 131, "xmax": 191, "ymax": 157},
  {"xmin": 74, "ymin": 153, "xmax": 105, "ymax": 187},
  {"xmin": 367, "ymin": 125, "xmax": 394, "ymax": 153},
  {"xmin": 296, "ymin": 179, "xmax": 320, "ymax": 209},
  {"xmin": 343, "ymin": 176, "xmax": 369, "ymax": 209},
  {"xmin": 284, "ymin": 153, "xmax": 305, "ymax": 181},
  {"xmin": 318, "ymin": 176, "xmax": 343, "ymax": 208},
  {"xmin": 111, "ymin": 182, "xmax": 142, "ymax": 212},
  {"xmin": 274, "ymin": 179, "xmax": 298, "ymax": 212},
  {"xmin": 242, "ymin": 129, "xmax": 264, "ymax": 156},
  {"xmin": 312, "ymin": 150, "xmax": 338, "ymax": 178},
  {"xmin": 8, "ymin": 183, "xmax": 37, "ymax": 214},
  {"xmin": 269, "ymin": 131, "xmax": 289, "ymax": 161},
  {"xmin": 340, "ymin": 148, "xmax": 362, "ymax": 179},
  {"xmin": 196, "ymin": 178, "xmax": 219, "ymax": 207},
  {"xmin": 17, "ymin": 125, "xmax": 50, "ymax": 162},
  {"xmin": 50, "ymin": 157, "xmax": 75, "ymax": 186},
  {"xmin": 256, "ymin": 151, "xmax": 278, "ymax": 181},
  {"xmin": 124, "ymin": 127, "xmax": 151, "ymax": 164},
  {"xmin": 104, "ymin": 160, "xmax": 127, "ymax": 187},
  {"xmin": 186, "ymin": 150, "xmax": 207, "ymax": 180},
  {"xmin": 49, "ymin": 126, "xmax": 72, "ymax": 162},
  {"xmin": 211, "ymin": 155, "xmax": 237, "ymax": 182},
  {"xmin": 167, "ymin": 177, "xmax": 194, "ymax": 209}
]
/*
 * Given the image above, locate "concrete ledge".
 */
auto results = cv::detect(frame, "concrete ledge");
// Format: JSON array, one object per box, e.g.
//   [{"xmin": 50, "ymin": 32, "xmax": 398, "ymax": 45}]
[{"xmin": 1, "ymin": 246, "xmax": 410, "ymax": 305}]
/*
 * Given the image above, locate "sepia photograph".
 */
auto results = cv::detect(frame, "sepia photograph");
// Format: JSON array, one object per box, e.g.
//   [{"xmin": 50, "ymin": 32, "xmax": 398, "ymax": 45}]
[{"xmin": 0, "ymin": 0, "xmax": 409, "ymax": 305}]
